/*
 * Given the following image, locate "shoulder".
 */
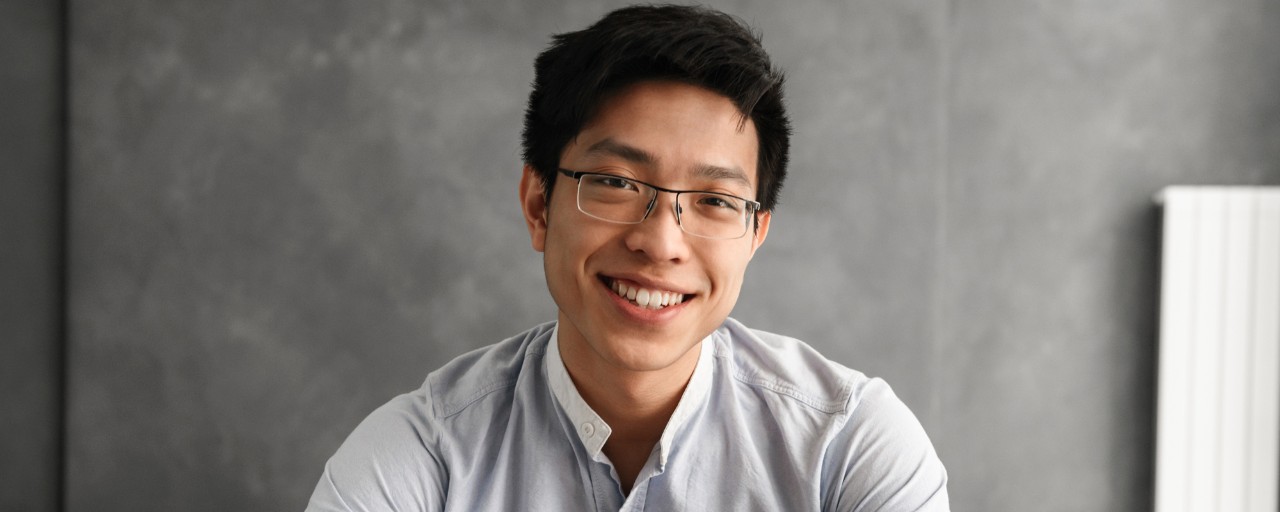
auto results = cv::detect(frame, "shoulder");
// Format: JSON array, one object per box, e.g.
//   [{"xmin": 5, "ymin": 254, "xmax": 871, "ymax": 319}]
[
  {"xmin": 713, "ymin": 319, "xmax": 949, "ymax": 510},
  {"xmin": 820, "ymin": 377, "xmax": 951, "ymax": 510},
  {"xmin": 424, "ymin": 322, "xmax": 554, "ymax": 418},
  {"xmin": 307, "ymin": 323, "xmax": 557, "ymax": 511},
  {"xmin": 337, "ymin": 321, "xmax": 554, "ymax": 441},
  {"xmin": 713, "ymin": 317, "xmax": 868, "ymax": 415},
  {"xmin": 330, "ymin": 322, "xmax": 555, "ymax": 472}
]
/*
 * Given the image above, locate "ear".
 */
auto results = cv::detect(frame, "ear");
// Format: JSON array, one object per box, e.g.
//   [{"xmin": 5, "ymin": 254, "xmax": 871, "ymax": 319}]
[
  {"xmin": 747, "ymin": 210, "xmax": 771, "ymax": 259},
  {"xmin": 519, "ymin": 164, "xmax": 549, "ymax": 253}
]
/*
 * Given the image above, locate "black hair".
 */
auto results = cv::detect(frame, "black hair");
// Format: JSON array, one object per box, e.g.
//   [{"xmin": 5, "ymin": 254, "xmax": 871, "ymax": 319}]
[{"xmin": 521, "ymin": 4, "xmax": 790, "ymax": 211}]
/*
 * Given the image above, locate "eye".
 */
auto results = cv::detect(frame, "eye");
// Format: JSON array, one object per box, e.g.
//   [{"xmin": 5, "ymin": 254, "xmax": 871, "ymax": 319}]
[
  {"xmin": 696, "ymin": 194, "xmax": 742, "ymax": 212},
  {"xmin": 601, "ymin": 176, "xmax": 637, "ymax": 190},
  {"xmin": 595, "ymin": 175, "xmax": 639, "ymax": 191}
]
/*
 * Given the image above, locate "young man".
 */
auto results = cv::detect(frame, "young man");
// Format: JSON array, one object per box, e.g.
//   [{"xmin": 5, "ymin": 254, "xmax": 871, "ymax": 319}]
[{"xmin": 308, "ymin": 5, "xmax": 949, "ymax": 511}]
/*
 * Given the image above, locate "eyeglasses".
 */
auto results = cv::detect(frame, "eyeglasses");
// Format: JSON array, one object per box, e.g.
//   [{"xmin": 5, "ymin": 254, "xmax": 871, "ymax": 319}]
[{"xmin": 558, "ymin": 168, "xmax": 762, "ymax": 240}]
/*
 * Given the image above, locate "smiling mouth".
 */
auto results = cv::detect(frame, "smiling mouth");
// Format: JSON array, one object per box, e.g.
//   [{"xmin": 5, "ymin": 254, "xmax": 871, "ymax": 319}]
[{"xmin": 602, "ymin": 277, "xmax": 689, "ymax": 310}]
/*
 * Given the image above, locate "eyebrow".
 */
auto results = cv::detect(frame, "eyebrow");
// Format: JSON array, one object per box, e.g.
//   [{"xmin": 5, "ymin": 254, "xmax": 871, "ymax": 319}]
[
  {"xmin": 585, "ymin": 137, "xmax": 753, "ymax": 189},
  {"xmin": 585, "ymin": 138, "xmax": 657, "ymax": 166},
  {"xmin": 692, "ymin": 164, "xmax": 752, "ymax": 190}
]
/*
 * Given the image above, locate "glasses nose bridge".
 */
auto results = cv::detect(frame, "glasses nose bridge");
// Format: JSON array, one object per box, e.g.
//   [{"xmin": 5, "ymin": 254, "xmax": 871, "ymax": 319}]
[{"xmin": 639, "ymin": 187, "xmax": 685, "ymax": 227}]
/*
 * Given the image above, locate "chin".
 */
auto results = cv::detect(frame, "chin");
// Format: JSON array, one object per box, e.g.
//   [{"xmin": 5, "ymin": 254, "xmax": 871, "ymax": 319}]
[{"xmin": 597, "ymin": 334, "xmax": 700, "ymax": 373}]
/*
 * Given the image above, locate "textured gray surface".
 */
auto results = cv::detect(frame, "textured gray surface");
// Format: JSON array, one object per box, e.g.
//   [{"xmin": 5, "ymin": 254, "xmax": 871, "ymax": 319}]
[
  {"xmin": 941, "ymin": 1, "xmax": 1280, "ymax": 509},
  {"xmin": 58, "ymin": 0, "xmax": 1280, "ymax": 511},
  {"xmin": 0, "ymin": 1, "xmax": 63, "ymax": 511}
]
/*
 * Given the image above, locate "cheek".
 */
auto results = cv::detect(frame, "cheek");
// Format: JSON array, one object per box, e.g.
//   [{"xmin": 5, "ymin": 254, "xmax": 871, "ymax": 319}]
[
  {"xmin": 544, "ymin": 217, "xmax": 602, "ymax": 286},
  {"xmin": 705, "ymin": 248, "xmax": 753, "ymax": 296},
  {"xmin": 541, "ymin": 230, "xmax": 586, "ymax": 317}
]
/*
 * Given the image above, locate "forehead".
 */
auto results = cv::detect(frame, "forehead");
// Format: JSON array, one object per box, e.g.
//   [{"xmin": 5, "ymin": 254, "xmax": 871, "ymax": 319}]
[{"xmin": 566, "ymin": 81, "xmax": 760, "ymax": 191}]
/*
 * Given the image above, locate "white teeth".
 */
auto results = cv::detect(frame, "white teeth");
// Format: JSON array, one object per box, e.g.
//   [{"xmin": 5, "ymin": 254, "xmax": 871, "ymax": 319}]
[{"xmin": 610, "ymin": 280, "xmax": 686, "ymax": 310}]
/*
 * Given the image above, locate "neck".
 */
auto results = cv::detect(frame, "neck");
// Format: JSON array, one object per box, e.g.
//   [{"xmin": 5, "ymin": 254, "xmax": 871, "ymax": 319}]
[
  {"xmin": 577, "ymin": 364, "xmax": 690, "ymax": 441},
  {"xmin": 557, "ymin": 332, "xmax": 702, "ymax": 443},
  {"xmin": 555, "ymin": 321, "xmax": 704, "ymax": 494}
]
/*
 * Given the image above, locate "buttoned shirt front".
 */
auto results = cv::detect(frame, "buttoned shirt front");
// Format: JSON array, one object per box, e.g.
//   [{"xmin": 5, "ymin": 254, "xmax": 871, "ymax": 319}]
[{"xmin": 307, "ymin": 319, "xmax": 950, "ymax": 511}]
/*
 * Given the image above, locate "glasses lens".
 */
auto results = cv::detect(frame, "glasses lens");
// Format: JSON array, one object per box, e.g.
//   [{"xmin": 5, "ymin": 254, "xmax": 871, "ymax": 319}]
[
  {"xmin": 574, "ymin": 172, "xmax": 754, "ymax": 239},
  {"xmin": 678, "ymin": 192, "xmax": 751, "ymax": 239},
  {"xmin": 577, "ymin": 174, "xmax": 653, "ymax": 223}
]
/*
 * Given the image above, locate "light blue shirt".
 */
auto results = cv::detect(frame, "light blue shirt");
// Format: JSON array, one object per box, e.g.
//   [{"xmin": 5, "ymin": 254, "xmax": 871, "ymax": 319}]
[{"xmin": 307, "ymin": 318, "xmax": 949, "ymax": 511}]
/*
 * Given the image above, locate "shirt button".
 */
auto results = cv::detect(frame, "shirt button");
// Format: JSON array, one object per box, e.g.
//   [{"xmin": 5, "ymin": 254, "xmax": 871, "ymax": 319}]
[{"xmin": 582, "ymin": 423, "xmax": 595, "ymax": 437}]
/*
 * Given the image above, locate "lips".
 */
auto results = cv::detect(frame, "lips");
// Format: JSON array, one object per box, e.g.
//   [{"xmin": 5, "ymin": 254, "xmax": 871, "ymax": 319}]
[{"xmin": 603, "ymin": 277, "xmax": 689, "ymax": 310}]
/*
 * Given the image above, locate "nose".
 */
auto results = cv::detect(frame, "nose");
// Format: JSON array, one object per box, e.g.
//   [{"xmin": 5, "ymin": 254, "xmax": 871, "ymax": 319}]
[{"xmin": 622, "ymin": 192, "xmax": 690, "ymax": 262}]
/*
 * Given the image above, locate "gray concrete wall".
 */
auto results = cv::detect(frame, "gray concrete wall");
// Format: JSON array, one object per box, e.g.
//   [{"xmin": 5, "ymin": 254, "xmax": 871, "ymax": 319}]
[
  {"xmin": 940, "ymin": 1, "xmax": 1280, "ymax": 508},
  {"xmin": 0, "ymin": 1, "xmax": 64, "ymax": 511},
  {"xmin": 18, "ymin": 0, "xmax": 1278, "ymax": 510}
]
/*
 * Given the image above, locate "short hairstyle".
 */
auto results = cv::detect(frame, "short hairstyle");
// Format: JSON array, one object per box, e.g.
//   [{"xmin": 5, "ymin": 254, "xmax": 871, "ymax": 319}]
[{"xmin": 521, "ymin": 4, "xmax": 791, "ymax": 212}]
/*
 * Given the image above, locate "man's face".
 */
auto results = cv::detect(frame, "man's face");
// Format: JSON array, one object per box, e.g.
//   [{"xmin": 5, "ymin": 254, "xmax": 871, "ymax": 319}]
[{"xmin": 520, "ymin": 80, "xmax": 770, "ymax": 375}]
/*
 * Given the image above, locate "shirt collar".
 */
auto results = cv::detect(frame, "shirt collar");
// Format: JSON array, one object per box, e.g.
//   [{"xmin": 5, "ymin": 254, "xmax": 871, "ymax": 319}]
[
  {"xmin": 545, "ymin": 322, "xmax": 716, "ymax": 468},
  {"xmin": 546, "ymin": 323, "xmax": 612, "ymax": 461},
  {"xmin": 656, "ymin": 330, "xmax": 715, "ymax": 468}
]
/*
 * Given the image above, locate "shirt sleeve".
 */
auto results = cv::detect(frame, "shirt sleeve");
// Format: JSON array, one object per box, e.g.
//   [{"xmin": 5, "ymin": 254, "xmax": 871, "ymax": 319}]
[
  {"xmin": 821, "ymin": 378, "xmax": 950, "ymax": 512},
  {"xmin": 305, "ymin": 388, "xmax": 447, "ymax": 512}
]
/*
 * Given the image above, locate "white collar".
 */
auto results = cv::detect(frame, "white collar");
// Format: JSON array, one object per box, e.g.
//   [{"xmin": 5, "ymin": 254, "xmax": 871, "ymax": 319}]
[{"xmin": 545, "ymin": 323, "xmax": 716, "ymax": 468}]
